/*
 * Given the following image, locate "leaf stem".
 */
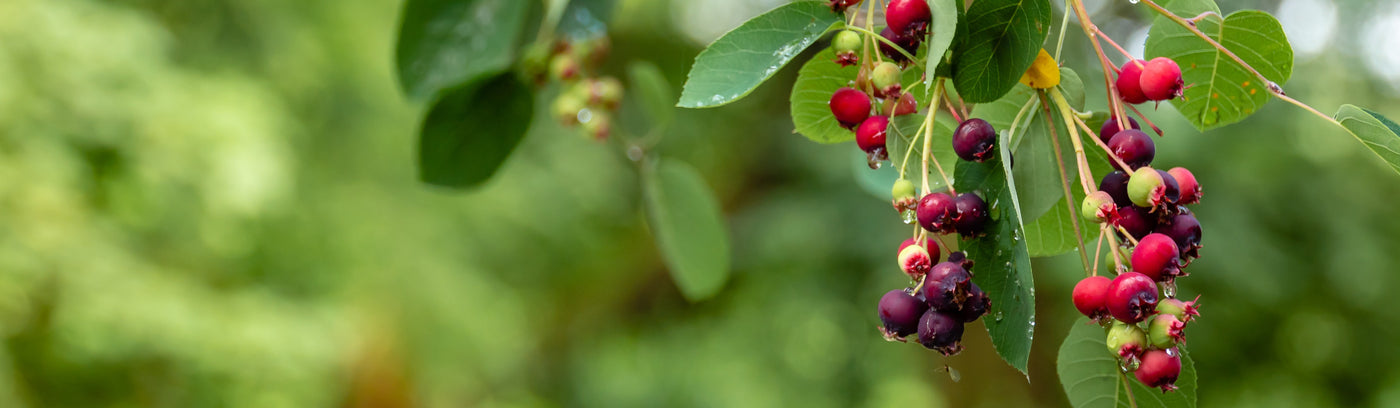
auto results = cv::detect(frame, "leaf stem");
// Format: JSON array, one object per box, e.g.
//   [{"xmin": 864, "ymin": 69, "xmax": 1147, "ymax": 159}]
[
  {"xmin": 899, "ymin": 113, "xmax": 928, "ymax": 178},
  {"xmin": 1120, "ymin": 372, "xmax": 1141, "ymax": 408},
  {"xmin": 1039, "ymin": 90, "xmax": 1093, "ymax": 275},
  {"xmin": 922, "ymin": 80, "xmax": 955, "ymax": 194},
  {"xmin": 1091, "ymin": 229, "xmax": 1105, "ymax": 277},
  {"xmin": 1275, "ymin": 92, "xmax": 1343, "ymax": 127}
]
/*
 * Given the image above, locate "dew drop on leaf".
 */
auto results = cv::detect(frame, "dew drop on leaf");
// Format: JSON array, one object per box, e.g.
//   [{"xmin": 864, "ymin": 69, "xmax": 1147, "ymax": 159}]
[{"xmin": 994, "ymin": 311, "xmax": 1004, "ymax": 322}]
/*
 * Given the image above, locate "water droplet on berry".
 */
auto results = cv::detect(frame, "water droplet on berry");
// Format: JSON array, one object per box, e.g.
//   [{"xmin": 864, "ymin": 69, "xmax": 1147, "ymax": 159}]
[
  {"xmin": 901, "ymin": 208, "xmax": 918, "ymax": 224},
  {"xmin": 1162, "ymin": 281, "xmax": 1177, "ymax": 298},
  {"xmin": 1165, "ymin": 348, "xmax": 1178, "ymax": 357}
]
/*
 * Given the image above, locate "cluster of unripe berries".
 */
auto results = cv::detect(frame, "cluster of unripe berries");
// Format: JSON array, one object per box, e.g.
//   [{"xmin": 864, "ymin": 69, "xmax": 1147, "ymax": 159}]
[
  {"xmin": 826, "ymin": 0, "xmax": 930, "ymax": 168},
  {"xmin": 535, "ymin": 36, "xmax": 619, "ymax": 141},
  {"xmin": 1072, "ymin": 106, "xmax": 1204, "ymax": 392}
]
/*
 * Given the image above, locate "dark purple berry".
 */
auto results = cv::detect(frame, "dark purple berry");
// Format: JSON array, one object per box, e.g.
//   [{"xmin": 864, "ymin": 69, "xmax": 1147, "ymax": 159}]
[
  {"xmin": 1107, "ymin": 129, "xmax": 1155, "ymax": 171},
  {"xmin": 952, "ymin": 193, "xmax": 989, "ymax": 236},
  {"xmin": 1106, "ymin": 272, "xmax": 1159, "ymax": 324},
  {"xmin": 1155, "ymin": 213, "xmax": 1202, "ymax": 260},
  {"xmin": 1099, "ymin": 116, "xmax": 1140, "ymax": 145},
  {"xmin": 956, "ymin": 283, "xmax": 991, "ymax": 322},
  {"xmin": 878, "ymin": 27, "xmax": 920, "ymax": 63},
  {"xmin": 1099, "ymin": 171, "xmax": 1132, "ymax": 206},
  {"xmin": 878, "ymin": 289, "xmax": 928, "ymax": 338},
  {"xmin": 916, "ymin": 192, "xmax": 956, "ymax": 233},
  {"xmin": 1114, "ymin": 205, "xmax": 1156, "ymax": 241},
  {"xmin": 921, "ymin": 261, "xmax": 972, "ymax": 311},
  {"xmin": 953, "ymin": 118, "xmax": 997, "ymax": 162},
  {"xmin": 917, "ymin": 310, "xmax": 965, "ymax": 355}
]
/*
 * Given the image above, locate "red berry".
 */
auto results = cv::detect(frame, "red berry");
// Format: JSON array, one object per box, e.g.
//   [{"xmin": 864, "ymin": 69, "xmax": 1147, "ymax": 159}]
[
  {"xmin": 916, "ymin": 192, "xmax": 956, "ymax": 233},
  {"xmin": 952, "ymin": 192, "xmax": 989, "ymax": 236},
  {"xmin": 921, "ymin": 261, "xmax": 972, "ymax": 312},
  {"xmin": 830, "ymin": 87, "xmax": 872, "ymax": 129},
  {"xmin": 1155, "ymin": 213, "xmax": 1202, "ymax": 261},
  {"xmin": 917, "ymin": 310, "xmax": 965, "ymax": 355},
  {"xmin": 1107, "ymin": 129, "xmax": 1155, "ymax": 171},
  {"xmin": 953, "ymin": 118, "xmax": 997, "ymax": 162},
  {"xmin": 1116, "ymin": 59, "xmax": 1149, "ymax": 104},
  {"xmin": 878, "ymin": 289, "xmax": 927, "ymax": 339},
  {"xmin": 1140, "ymin": 57, "xmax": 1184, "ymax": 101},
  {"xmin": 1135, "ymin": 348, "xmax": 1183, "ymax": 392},
  {"xmin": 878, "ymin": 27, "xmax": 920, "ymax": 63},
  {"xmin": 1098, "ymin": 116, "xmax": 1140, "ymax": 145},
  {"xmin": 1072, "ymin": 275, "xmax": 1112, "ymax": 320},
  {"xmin": 1132, "ymin": 233, "xmax": 1182, "ymax": 282},
  {"xmin": 1106, "ymin": 272, "xmax": 1160, "ymax": 324},
  {"xmin": 890, "ymin": 92, "xmax": 918, "ymax": 116},
  {"xmin": 885, "ymin": 0, "xmax": 932, "ymax": 38},
  {"xmin": 1167, "ymin": 167, "xmax": 1201, "ymax": 205},
  {"xmin": 856, "ymin": 115, "xmax": 890, "ymax": 159}
]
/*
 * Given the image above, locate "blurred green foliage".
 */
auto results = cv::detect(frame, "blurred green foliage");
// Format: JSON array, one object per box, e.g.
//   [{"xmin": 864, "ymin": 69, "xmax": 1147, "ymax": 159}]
[{"xmin": 1, "ymin": 0, "xmax": 1398, "ymax": 407}]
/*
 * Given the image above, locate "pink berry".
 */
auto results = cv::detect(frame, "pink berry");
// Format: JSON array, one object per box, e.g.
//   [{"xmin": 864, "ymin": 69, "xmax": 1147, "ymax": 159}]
[
  {"xmin": 1167, "ymin": 167, "xmax": 1201, "ymax": 205},
  {"xmin": 1139, "ymin": 57, "xmax": 1184, "ymax": 101},
  {"xmin": 1116, "ymin": 60, "xmax": 1149, "ymax": 104},
  {"xmin": 1135, "ymin": 348, "xmax": 1183, "ymax": 392},
  {"xmin": 1072, "ymin": 275, "xmax": 1112, "ymax": 320},
  {"xmin": 830, "ymin": 87, "xmax": 872, "ymax": 129},
  {"xmin": 1106, "ymin": 272, "xmax": 1159, "ymax": 324}
]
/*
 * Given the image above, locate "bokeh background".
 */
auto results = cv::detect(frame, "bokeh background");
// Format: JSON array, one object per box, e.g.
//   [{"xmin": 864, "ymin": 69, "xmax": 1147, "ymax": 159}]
[{"xmin": 1, "ymin": 0, "xmax": 1398, "ymax": 406}]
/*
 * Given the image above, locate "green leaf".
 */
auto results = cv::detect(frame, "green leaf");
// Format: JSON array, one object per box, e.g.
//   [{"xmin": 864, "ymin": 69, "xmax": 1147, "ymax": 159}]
[
  {"xmin": 1335, "ymin": 105, "xmax": 1400, "ymax": 175},
  {"xmin": 924, "ymin": 0, "xmax": 961, "ymax": 81},
  {"xmin": 1057, "ymin": 317, "xmax": 1198, "ymax": 408},
  {"xmin": 791, "ymin": 48, "xmax": 864, "ymax": 144},
  {"xmin": 791, "ymin": 48, "xmax": 929, "ymax": 144},
  {"xmin": 954, "ymin": 130, "xmax": 1034, "ymax": 374},
  {"xmin": 418, "ymin": 74, "xmax": 534, "ymax": 188},
  {"xmin": 969, "ymin": 68, "xmax": 1083, "ymax": 221},
  {"xmin": 628, "ymin": 61, "xmax": 676, "ymax": 128},
  {"xmin": 395, "ymin": 0, "xmax": 531, "ymax": 100},
  {"xmin": 677, "ymin": 1, "xmax": 843, "ymax": 108},
  {"xmin": 951, "ymin": 0, "xmax": 1053, "ymax": 103},
  {"xmin": 853, "ymin": 115, "xmax": 959, "ymax": 200},
  {"xmin": 1146, "ymin": 6, "xmax": 1293, "ymax": 130},
  {"xmin": 643, "ymin": 160, "xmax": 732, "ymax": 302}
]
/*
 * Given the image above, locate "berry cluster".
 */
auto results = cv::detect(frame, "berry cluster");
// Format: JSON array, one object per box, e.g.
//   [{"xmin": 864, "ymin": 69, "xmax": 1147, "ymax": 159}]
[
  {"xmin": 1073, "ymin": 66, "xmax": 1205, "ymax": 391},
  {"xmin": 826, "ymin": 0, "xmax": 930, "ymax": 169},
  {"xmin": 537, "ymin": 36, "xmax": 620, "ymax": 141},
  {"xmin": 878, "ymin": 249, "xmax": 991, "ymax": 355},
  {"xmin": 1115, "ymin": 58, "xmax": 1185, "ymax": 105}
]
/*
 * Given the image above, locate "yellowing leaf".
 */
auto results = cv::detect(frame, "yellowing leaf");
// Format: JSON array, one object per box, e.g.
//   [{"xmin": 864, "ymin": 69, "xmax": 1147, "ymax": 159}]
[{"xmin": 1019, "ymin": 48, "xmax": 1059, "ymax": 89}]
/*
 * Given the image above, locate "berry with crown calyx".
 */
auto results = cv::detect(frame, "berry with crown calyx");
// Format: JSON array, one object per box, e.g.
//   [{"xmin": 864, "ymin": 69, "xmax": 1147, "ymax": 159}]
[
  {"xmin": 917, "ymin": 192, "xmax": 957, "ymax": 233},
  {"xmin": 878, "ymin": 289, "xmax": 927, "ymax": 340},
  {"xmin": 1072, "ymin": 275, "xmax": 1112, "ymax": 320},
  {"xmin": 871, "ymin": 62, "xmax": 903, "ymax": 98},
  {"xmin": 1167, "ymin": 167, "xmax": 1201, "ymax": 205},
  {"xmin": 1106, "ymin": 320, "xmax": 1148, "ymax": 362},
  {"xmin": 917, "ymin": 310, "xmax": 964, "ymax": 355},
  {"xmin": 891, "ymin": 178, "xmax": 918, "ymax": 216},
  {"xmin": 1116, "ymin": 59, "xmax": 1149, "ymax": 104},
  {"xmin": 953, "ymin": 118, "xmax": 997, "ymax": 163},
  {"xmin": 830, "ymin": 87, "xmax": 872, "ymax": 129},
  {"xmin": 1131, "ymin": 233, "xmax": 1183, "ymax": 282},
  {"xmin": 1106, "ymin": 272, "xmax": 1159, "ymax": 324},
  {"xmin": 856, "ymin": 115, "xmax": 891, "ymax": 166},
  {"xmin": 1147, "ymin": 313, "xmax": 1187, "ymax": 349},
  {"xmin": 1081, "ymin": 191, "xmax": 1118, "ymax": 223},
  {"xmin": 898, "ymin": 242, "xmax": 934, "ymax": 281},
  {"xmin": 1140, "ymin": 57, "xmax": 1185, "ymax": 101},
  {"xmin": 1107, "ymin": 129, "xmax": 1156, "ymax": 171},
  {"xmin": 1156, "ymin": 296, "xmax": 1201, "ymax": 322},
  {"xmin": 1135, "ymin": 348, "xmax": 1183, "ymax": 392},
  {"xmin": 831, "ymin": 30, "xmax": 861, "ymax": 67}
]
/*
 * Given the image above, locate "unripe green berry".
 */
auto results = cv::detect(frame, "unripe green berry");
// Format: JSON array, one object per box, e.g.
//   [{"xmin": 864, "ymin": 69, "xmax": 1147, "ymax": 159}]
[
  {"xmin": 590, "ymin": 77, "xmax": 624, "ymax": 109},
  {"xmin": 1106, "ymin": 320, "xmax": 1147, "ymax": 360},
  {"xmin": 581, "ymin": 111, "xmax": 611, "ymax": 140},
  {"xmin": 871, "ymin": 62, "xmax": 902, "ymax": 98},
  {"xmin": 550, "ymin": 55, "xmax": 580, "ymax": 81},
  {"xmin": 833, "ymin": 30, "xmax": 862, "ymax": 55},
  {"xmin": 1127, "ymin": 167, "xmax": 1164, "ymax": 208},
  {"xmin": 552, "ymin": 94, "xmax": 585, "ymax": 125},
  {"xmin": 1147, "ymin": 314, "xmax": 1186, "ymax": 349},
  {"xmin": 1081, "ymin": 191, "xmax": 1116, "ymax": 223},
  {"xmin": 892, "ymin": 178, "xmax": 916, "ymax": 202},
  {"xmin": 1156, "ymin": 297, "xmax": 1201, "ymax": 322}
]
